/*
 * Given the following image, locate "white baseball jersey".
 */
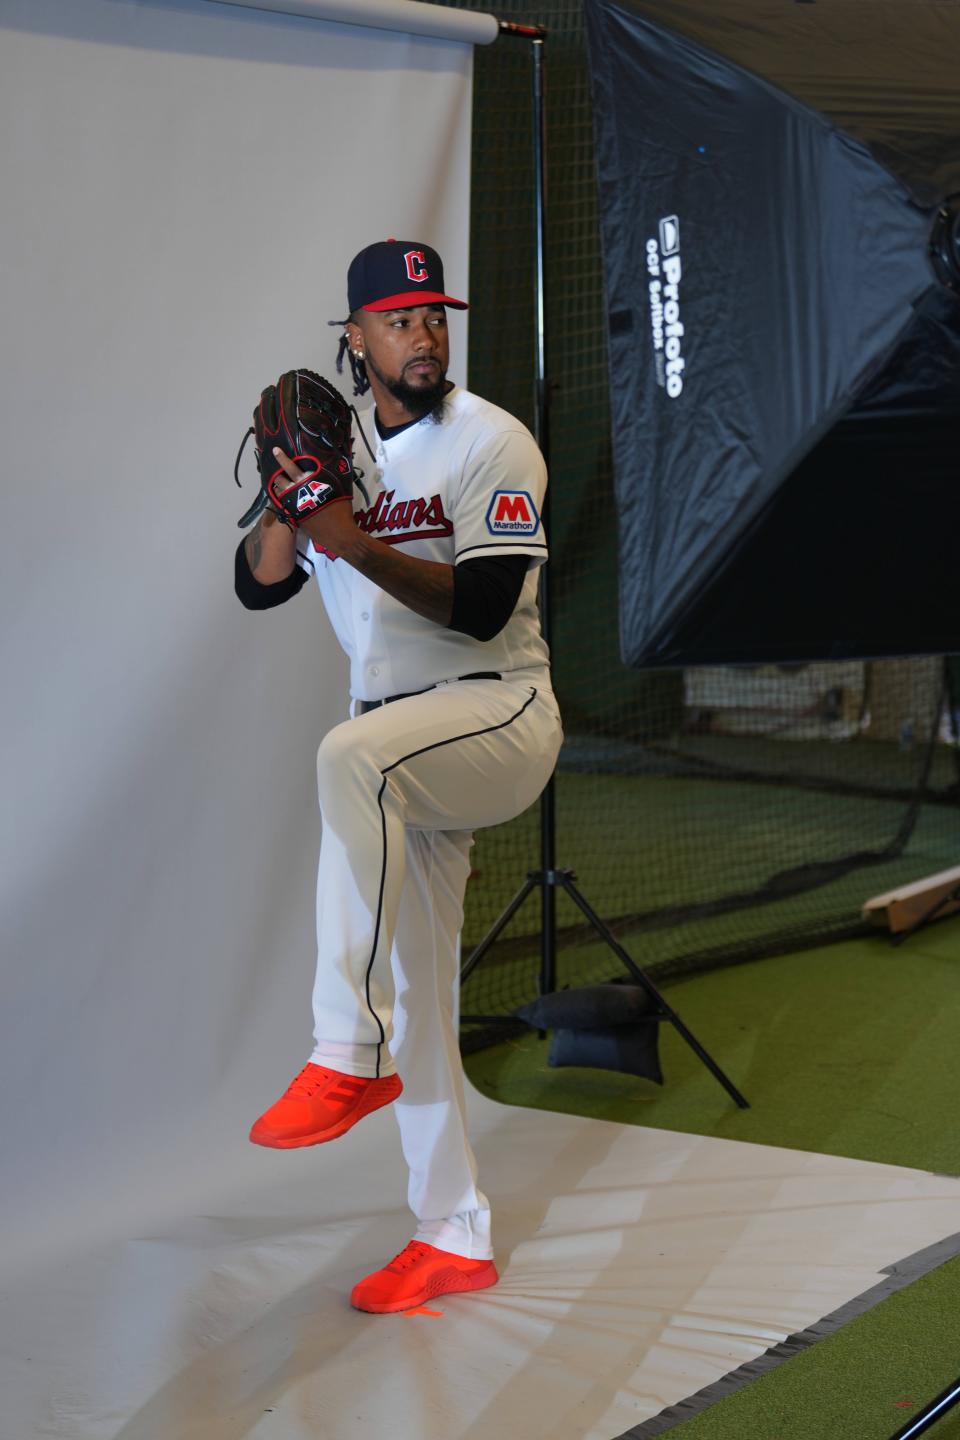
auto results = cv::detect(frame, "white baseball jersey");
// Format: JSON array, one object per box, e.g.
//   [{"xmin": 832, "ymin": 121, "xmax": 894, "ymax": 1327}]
[
  {"xmin": 294, "ymin": 385, "xmax": 551, "ymax": 701},
  {"xmin": 281, "ymin": 382, "xmax": 562, "ymax": 1262}
]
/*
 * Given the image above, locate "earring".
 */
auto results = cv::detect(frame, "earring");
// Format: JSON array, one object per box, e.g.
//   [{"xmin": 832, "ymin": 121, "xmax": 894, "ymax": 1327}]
[{"xmin": 356, "ymin": 351, "xmax": 365, "ymax": 360}]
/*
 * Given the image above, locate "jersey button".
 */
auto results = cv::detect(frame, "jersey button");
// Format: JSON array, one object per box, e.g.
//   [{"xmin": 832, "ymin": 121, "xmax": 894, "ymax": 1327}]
[
  {"xmin": 361, "ymin": 611, "xmax": 370, "ymax": 621},
  {"xmin": 370, "ymin": 666, "xmax": 380, "ymax": 677}
]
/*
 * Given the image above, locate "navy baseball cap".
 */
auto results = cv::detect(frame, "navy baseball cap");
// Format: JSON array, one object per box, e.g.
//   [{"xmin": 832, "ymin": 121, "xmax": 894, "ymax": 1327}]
[{"xmin": 347, "ymin": 239, "xmax": 469, "ymax": 313}]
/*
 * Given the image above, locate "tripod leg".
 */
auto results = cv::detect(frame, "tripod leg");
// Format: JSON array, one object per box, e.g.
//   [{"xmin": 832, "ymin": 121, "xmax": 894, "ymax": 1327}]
[
  {"xmin": 558, "ymin": 876, "xmax": 750, "ymax": 1110},
  {"xmin": 459, "ymin": 875, "xmax": 539, "ymax": 985},
  {"xmin": 539, "ymin": 779, "xmax": 558, "ymax": 997}
]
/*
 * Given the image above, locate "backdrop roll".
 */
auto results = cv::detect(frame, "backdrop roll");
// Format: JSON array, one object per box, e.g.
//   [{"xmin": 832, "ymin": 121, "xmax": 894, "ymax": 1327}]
[{"xmin": 0, "ymin": 0, "xmax": 474, "ymax": 1272}]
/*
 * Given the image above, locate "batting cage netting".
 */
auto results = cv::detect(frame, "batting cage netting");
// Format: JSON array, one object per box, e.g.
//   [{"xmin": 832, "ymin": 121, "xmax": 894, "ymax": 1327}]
[{"xmin": 448, "ymin": 0, "xmax": 960, "ymax": 1053}]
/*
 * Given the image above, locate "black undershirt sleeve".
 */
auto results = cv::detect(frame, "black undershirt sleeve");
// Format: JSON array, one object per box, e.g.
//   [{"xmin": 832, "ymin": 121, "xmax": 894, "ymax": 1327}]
[
  {"xmin": 234, "ymin": 539, "xmax": 310, "ymax": 610},
  {"xmin": 449, "ymin": 553, "xmax": 531, "ymax": 641},
  {"xmin": 235, "ymin": 536, "xmax": 529, "ymax": 634}
]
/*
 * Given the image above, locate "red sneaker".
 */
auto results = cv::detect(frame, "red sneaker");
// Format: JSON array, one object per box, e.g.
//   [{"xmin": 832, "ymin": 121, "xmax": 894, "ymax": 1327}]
[
  {"xmin": 350, "ymin": 1240, "xmax": 498, "ymax": 1314},
  {"xmin": 249, "ymin": 1063, "xmax": 402, "ymax": 1148}
]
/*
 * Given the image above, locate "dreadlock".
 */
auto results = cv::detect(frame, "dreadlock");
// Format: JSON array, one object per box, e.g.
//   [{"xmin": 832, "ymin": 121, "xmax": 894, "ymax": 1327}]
[{"xmin": 329, "ymin": 316, "xmax": 370, "ymax": 397}]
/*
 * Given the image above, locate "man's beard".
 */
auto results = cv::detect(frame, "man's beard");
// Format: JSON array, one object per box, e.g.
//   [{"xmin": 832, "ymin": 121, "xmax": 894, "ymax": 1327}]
[{"xmin": 367, "ymin": 353, "xmax": 449, "ymax": 421}]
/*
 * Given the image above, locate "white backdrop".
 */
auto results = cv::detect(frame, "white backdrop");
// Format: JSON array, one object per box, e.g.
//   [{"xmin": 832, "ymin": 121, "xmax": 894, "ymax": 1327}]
[{"xmin": 0, "ymin": 0, "xmax": 475, "ymax": 1273}]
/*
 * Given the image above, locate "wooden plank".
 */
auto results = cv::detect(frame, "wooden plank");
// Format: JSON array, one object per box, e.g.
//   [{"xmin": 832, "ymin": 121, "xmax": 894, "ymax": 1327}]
[{"xmin": 863, "ymin": 865, "xmax": 960, "ymax": 933}]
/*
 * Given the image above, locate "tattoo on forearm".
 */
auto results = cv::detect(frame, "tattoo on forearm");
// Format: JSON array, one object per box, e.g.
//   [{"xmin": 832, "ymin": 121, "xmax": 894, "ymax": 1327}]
[{"xmin": 245, "ymin": 521, "xmax": 263, "ymax": 574}]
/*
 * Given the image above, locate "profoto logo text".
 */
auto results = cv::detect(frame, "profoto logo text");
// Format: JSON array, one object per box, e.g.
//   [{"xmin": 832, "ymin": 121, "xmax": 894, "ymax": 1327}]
[{"xmin": 646, "ymin": 216, "xmax": 686, "ymax": 399}]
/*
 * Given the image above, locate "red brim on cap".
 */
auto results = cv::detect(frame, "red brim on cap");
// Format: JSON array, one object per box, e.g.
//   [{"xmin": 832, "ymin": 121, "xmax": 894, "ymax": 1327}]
[{"xmin": 362, "ymin": 290, "xmax": 469, "ymax": 312}]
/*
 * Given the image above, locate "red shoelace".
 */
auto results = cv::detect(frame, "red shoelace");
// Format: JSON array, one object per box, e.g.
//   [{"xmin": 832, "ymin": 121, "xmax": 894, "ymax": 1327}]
[
  {"xmin": 284, "ymin": 1065, "xmax": 366, "ymax": 1100},
  {"xmin": 386, "ymin": 1241, "xmax": 434, "ymax": 1273}
]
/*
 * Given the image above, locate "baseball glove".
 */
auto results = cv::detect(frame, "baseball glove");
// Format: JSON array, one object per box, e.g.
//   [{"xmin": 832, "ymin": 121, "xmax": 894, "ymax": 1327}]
[{"xmin": 235, "ymin": 369, "xmax": 356, "ymax": 530}]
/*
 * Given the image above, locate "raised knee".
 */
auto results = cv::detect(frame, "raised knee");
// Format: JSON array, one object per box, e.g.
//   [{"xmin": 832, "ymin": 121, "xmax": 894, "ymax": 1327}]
[
  {"xmin": 316, "ymin": 720, "xmax": 352, "ymax": 792},
  {"xmin": 316, "ymin": 720, "xmax": 377, "ymax": 808}
]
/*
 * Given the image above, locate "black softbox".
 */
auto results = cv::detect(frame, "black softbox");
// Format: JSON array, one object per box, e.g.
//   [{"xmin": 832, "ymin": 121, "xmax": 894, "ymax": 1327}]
[{"xmin": 584, "ymin": 0, "xmax": 960, "ymax": 667}]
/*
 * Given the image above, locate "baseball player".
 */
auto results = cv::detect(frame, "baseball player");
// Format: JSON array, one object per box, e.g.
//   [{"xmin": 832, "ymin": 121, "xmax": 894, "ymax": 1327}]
[{"xmin": 235, "ymin": 239, "xmax": 562, "ymax": 1313}]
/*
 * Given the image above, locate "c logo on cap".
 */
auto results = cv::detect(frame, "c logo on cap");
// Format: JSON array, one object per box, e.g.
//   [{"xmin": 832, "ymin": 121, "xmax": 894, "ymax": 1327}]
[{"xmin": 404, "ymin": 250, "xmax": 429, "ymax": 283}]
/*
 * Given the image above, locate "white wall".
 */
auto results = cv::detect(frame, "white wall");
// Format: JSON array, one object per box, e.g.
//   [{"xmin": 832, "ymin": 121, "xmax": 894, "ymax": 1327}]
[{"xmin": 0, "ymin": 0, "xmax": 474, "ymax": 1269}]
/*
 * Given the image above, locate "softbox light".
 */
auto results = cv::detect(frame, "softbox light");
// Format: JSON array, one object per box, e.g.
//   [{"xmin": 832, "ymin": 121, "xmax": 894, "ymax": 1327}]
[{"xmin": 584, "ymin": 0, "xmax": 960, "ymax": 667}]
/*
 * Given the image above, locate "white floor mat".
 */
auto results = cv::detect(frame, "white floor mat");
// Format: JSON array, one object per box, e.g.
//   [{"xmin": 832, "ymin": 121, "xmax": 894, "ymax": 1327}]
[{"xmin": 6, "ymin": 1084, "xmax": 960, "ymax": 1440}]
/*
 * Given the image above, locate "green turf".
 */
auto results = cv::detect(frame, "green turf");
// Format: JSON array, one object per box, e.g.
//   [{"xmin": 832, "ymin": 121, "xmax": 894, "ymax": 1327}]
[
  {"xmin": 464, "ymin": 771, "xmax": 960, "ymax": 947},
  {"xmin": 464, "ymin": 916, "xmax": 960, "ymax": 1175},
  {"xmin": 465, "ymin": 916, "xmax": 960, "ymax": 1437},
  {"xmin": 461, "ymin": 770, "xmax": 960, "ymax": 1018},
  {"xmin": 664, "ymin": 1252, "xmax": 960, "ymax": 1440}
]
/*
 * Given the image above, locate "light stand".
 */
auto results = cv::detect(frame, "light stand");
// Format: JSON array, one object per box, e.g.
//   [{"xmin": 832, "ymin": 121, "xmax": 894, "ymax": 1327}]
[
  {"xmin": 460, "ymin": 19, "xmax": 749, "ymax": 1111},
  {"xmin": 889, "ymin": 1375, "xmax": 960, "ymax": 1439}
]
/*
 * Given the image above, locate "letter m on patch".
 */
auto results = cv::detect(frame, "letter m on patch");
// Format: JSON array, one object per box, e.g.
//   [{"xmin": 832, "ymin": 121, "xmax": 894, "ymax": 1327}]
[
  {"xmin": 497, "ymin": 494, "xmax": 530, "ymax": 524},
  {"xmin": 486, "ymin": 489, "xmax": 540, "ymax": 535}
]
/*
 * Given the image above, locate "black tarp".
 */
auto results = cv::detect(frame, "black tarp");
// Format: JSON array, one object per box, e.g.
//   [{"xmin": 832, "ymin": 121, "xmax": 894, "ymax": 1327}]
[{"xmin": 584, "ymin": 0, "xmax": 960, "ymax": 667}]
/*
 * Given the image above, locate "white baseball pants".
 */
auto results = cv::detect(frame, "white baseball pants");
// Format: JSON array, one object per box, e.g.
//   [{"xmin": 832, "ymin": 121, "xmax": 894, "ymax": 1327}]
[{"xmin": 309, "ymin": 676, "xmax": 562, "ymax": 1259}]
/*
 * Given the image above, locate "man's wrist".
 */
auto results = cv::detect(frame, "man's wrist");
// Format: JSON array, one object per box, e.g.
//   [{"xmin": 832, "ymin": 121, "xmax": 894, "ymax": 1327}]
[
  {"xmin": 244, "ymin": 507, "xmax": 298, "ymax": 582},
  {"xmin": 299, "ymin": 504, "xmax": 453, "ymax": 624},
  {"xmin": 333, "ymin": 524, "xmax": 375, "ymax": 568}
]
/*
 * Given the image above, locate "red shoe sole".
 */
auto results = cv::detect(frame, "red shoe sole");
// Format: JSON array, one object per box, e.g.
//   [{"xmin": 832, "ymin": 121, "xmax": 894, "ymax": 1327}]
[
  {"xmin": 249, "ymin": 1074, "xmax": 402, "ymax": 1149},
  {"xmin": 351, "ymin": 1261, "xmax": 499, "ymax": 1314}
]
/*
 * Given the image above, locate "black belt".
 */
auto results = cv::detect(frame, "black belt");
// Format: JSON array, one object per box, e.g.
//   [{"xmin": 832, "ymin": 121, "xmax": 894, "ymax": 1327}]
[{"xmin": 358, "ymin": 672, "xmax": 502, "ymax": 714}]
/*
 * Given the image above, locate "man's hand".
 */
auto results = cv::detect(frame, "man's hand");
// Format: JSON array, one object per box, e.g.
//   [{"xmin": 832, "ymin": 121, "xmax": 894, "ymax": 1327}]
[
  {"xmin": 271, "ymin": 448, "xmax": 357, "ymax": 558},
  {"xmin": 272, "ymin": 449, "xmax": 454, "ymax": 627}
]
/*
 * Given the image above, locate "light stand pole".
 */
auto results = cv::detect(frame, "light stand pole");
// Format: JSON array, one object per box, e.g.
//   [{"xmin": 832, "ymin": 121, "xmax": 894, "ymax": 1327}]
[
  {"xmin": 460, "ymin": 19, "xmax": 748, "ymax": 1111},
  {"xmin": 889, "ymin": 1376, "xmax": 960, "ymax": 1439},
  {"xmin": 495, "ymin": 21, "xmax": 557, "ymax": 996},
  {"xmin": 530, "ymin": 33, "xmax": 558, "ymax": 1001}
]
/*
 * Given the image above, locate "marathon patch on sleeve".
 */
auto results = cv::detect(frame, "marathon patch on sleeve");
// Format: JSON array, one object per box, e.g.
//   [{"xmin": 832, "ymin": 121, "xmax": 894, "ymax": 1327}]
[{"xmin": 485, "ymin": 489, "xmax": 541, "ymax": 536}]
